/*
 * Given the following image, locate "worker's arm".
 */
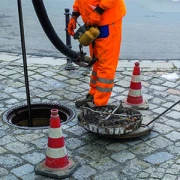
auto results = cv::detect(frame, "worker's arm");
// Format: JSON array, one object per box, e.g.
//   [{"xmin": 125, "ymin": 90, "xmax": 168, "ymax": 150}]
[
  {"xmin": 72, "ymin": 0, "xmax": 80, "ymax": 17},
  {"xmin": 98, "ymin": 0, "xmax": 117, "ymax": 11}
]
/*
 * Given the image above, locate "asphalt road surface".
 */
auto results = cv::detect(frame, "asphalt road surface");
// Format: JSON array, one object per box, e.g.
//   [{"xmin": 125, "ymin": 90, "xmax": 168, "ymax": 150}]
[{"xmin": 0, "ymin": 0, "xmax": 180, "ymax": 60}]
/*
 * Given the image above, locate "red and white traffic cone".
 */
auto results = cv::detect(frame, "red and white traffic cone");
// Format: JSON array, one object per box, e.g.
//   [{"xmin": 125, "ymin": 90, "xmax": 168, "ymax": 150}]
[
  {"xmin": 123, "ymin": 62, "xmax": 149, "ymax": 110},
  {"xmin": 35, "ymin": 109, "xmax": 80, "ymax": 179}
]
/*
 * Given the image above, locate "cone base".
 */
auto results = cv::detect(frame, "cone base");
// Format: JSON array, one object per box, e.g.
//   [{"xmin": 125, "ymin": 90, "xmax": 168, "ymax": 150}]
[
  {"xmin": 122, "ymin": 98, "xmax": 149, "ymax": 110},
  {"xmin": 35, "ymin": 158, "xmax": 80, "ymax": 179}
]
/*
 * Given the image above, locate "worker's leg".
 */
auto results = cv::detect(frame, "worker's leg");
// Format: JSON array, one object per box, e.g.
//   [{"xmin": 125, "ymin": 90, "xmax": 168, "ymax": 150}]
[{"xmin": 90, "ymin": 19, "xmax": 123, "ymax": 106}]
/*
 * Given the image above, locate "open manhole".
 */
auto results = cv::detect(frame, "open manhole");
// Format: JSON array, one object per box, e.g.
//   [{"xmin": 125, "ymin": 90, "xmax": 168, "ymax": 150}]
[{"xmin": 2, "ymin": 103, "xmax": 76, "ymax": 130}]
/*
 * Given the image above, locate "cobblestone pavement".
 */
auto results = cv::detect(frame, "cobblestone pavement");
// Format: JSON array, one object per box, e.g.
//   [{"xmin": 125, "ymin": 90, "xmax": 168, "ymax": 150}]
[{"xmin": 0, "ymin": 53, "xmax": 180, "ymax": 180}]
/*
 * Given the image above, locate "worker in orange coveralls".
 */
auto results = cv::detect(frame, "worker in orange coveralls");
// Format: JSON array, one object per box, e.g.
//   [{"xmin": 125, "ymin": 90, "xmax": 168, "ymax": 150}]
[{"xmin": 68, "ymin": 0, "xmax": 126, "ymax": 108}]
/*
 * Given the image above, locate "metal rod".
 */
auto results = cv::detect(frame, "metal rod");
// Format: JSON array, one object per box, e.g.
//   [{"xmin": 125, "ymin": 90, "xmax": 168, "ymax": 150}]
[
  {"xmin": 17, "ymin": 0, "xmax": 33, "ymax": 127},
  {"xmin": 105, "ymin": 100, "xmax": 123, "ymax": 120},
  {"xmin": 146, "ymin": 100, "xmax": 180, "ymax": 126},
  {"xmin": 64, "ymin": 8, "xmax": 75, "ymax": 70}
]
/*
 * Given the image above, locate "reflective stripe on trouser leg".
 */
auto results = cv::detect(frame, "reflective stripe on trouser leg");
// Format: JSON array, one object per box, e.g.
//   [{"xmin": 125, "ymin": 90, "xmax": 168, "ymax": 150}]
[
  {"xmin": 89, "ymin": 20, "xmax": 123, "ymax": 106},
  {"xmin": 89, "ymin": 61, "xmax": 98, "ymax": 95}
]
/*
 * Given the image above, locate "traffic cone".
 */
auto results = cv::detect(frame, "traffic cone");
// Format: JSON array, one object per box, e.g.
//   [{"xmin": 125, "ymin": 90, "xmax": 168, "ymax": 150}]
[
  {"xmin": 123, "ymin": 62, "xmax": 149, "ymax": 110},
  {"xmin": 35, "ymin": 109, "xmax": 80, "ymax": 179}
]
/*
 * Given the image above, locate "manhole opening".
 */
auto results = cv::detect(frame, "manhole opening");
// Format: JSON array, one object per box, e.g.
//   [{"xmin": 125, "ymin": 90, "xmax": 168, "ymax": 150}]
[{"xmin": 2, "ymin": 103, "xmax": 76, "ymax": 130}]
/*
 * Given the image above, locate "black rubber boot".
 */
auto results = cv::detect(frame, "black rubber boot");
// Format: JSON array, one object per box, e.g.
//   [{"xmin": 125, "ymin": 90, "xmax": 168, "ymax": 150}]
[{"xmin": 75, "ymin": 94, "xmax": 94, "ymax": 108}]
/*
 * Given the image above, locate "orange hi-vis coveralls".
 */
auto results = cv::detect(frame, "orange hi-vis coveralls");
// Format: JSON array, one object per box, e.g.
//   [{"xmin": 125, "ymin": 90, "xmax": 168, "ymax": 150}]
[{"xmin": 73, "ymin": 0, "xmax": 126, "ymax": 106}]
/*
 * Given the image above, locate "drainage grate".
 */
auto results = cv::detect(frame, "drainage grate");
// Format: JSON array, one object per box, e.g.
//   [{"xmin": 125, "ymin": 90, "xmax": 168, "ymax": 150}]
[{"xmin": 2, "ymin": 103, "xmax": 76, "ymax": 130}]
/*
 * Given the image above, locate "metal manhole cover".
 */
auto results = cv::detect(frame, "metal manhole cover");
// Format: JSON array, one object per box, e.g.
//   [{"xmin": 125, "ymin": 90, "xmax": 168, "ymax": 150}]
[{"xmin": 78, "ymin": 105, "xmax": 142, "ymax": 136}]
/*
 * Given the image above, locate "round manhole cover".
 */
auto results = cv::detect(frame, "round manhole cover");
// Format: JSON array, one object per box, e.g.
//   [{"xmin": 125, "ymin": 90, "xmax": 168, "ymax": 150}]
[
  {"xmin": 78, "ymin": 105, "xmax": 142, "ymax": 136},
  {"xmin": 2, "ymin": 103, "xmax": 76, "ymax": 130}
]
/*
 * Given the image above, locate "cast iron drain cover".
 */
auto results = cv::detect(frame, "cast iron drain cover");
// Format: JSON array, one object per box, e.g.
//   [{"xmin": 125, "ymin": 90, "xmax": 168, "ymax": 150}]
[
  {"xmin": 2, "ymin": 103, "xmax": 76, "ymax": 130},
  {"xmin": 78, "ymin": 105, "xmax": 142, "ymax": 136}
]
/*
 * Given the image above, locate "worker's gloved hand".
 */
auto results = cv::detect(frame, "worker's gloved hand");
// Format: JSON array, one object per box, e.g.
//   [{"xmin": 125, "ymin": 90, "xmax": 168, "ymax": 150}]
[
  {"xmin": 68, "ymin": 17, "xmax": 77, "ymax": 36},
  {"xmin": 86, "ymin": 11, "xmax": 101, "ymax": 26}
]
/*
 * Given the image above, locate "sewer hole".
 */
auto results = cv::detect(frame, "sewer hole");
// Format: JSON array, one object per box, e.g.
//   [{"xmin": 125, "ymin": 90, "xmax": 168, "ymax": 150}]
[{"xmin": 2, "ymin": 103, "xmax": 76, "ymax": 130}]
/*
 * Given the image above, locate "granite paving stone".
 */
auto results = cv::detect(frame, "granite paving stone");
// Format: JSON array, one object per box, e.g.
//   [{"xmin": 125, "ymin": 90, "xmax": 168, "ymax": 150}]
[
  {"xmin": 20, "ymin": 172, "xmax": 40, "ymax": 180},
  {"xmin": 152, "ymin": 107, "xmax": 167, "ymax": 114},
  {"xmin": 5, "ymin": 141, "xmax": 34, "ymax": 153},
  {"xmin": 93, "ymin": 171, "xmax": 119, "ymax": 180},
  {"xmin": 21, "ymin": 152, "xmax": 45, "ymax": 164},
  {"xmin": 31, "ymin": 137, "xmax": 48, "ymax": 149},
  {"xmin": 149, "ymin": 85, "xmax": 168, "ymax": 91},
  {"xmin": 162, "ymin": 81, "xmax": 178, "ymax": 88},
  {"xmin": 0, "ymin": 57, "xmax": 180, "ymax": 179},
  {"xmin": 0, "ymin": 174, "xmax": 19, "ymax": 180},
  {"xmin": 121, "ymin": 158, "xmax": 150, "ymax": 176},
  {"xmin": 89, "ymin": 157, "xmax": 118, "ymax": 171},
  {"xmin": 78, "ymin": 144, "xmax": 109, "ymax": 160},
  {"xmin": 164, "ymin": 119, "xmax": 180, "ymax": 128},
  {"xmin": 129, "ymin": 143, "xmax": 155, "ymax": 155},
  {"xmin": 0, "ymin": 130, "xmax": 5, "ymax": 137},
  {"xmin": 94, "ymin": 138, "xmax": 114, "ymax": 146},
  {"xmin": 137, "ymin": 172, "xmax": 149, "ymax": 179},
  {"xmin": 11, "ymin": 92, "xmax": 27, "ymax": 100},
  {"xmin": 106, "ymin": 142, "xmax": 127, "ymax": 152},
  {"xmin": 66, "ymin": 138, "xmax": 85, "ymax": 149},
  {"xmin": 166, "ymin": 94, "xmax": 180, "ymax": 101},
  {"xmin": 73, "ymin": 165, "xmax": 96, "ymax": 180},
  {"xmin": 150, "ymin": 78, "xmax": 165, "ymax": 84},
  {"xmin": 115, "ymin": 79, "xmax": 130, "ymax": 88},
  {"xmin": 144, "ymin": 152, "xmax": 174, "ymax": 164},
  {"xmin": 0, "ymin": 154, "xmax": 23, "ymax": 168},
  {"xmin": 166, "ymin": 167, "xmax": 180, "ymax": 175},
  {"xmin": 36, "ymin": 92, "xmax": 52, "ymax": 98},
  {"xmin": 0, "ymin": 135, "xmax": 17, "ymax": 145},
  {"xmin": 0, "ymin": 147, "xmax": 7, "ymax": 154},
  {"xmin": 167, "ymin": 88, "xmax": 180, "ymax": 95},
  {"xmin": 166, "ymin": 111, "xmax": 180, "ymax": 120},
  {"xmin": 111, "ymin": 150, "xmax": 135, "ymax": 163},
  {"xmin": 173, "ymin": 104, "xmax": 180, "ymax": 111},
  {"xmin": 145, "ymin": 136, "xmax": 173, "ymax": 149},
  {"xmin": 0, "ymin": 167, "xmax": 9, "ymax": 176},
  {"xmin": 171, "ymin": 164, "xmax": 180, "ymax": 170},
  {"xmin": 152, "ymin": 122, "xmax": 174, "ymax": 134},
  {"xmin": 150, "ymin": 97, "xmax": 166, "ymax": 105},
  {"xmin": 140, "ymin": 131, "xmax": 159, "ymax": 141},
  {"xmin": 167, "ymin": 145, "xmax": 180, "ymax": 155},
  {"xmin": 165, "ymin": 132, "xmax": 180, "ymax": 141},
  {"xmin": 124, "ymin": 139, "xmax": 143, "ymax": 146},
  {"xmin": 41, "ymin": 71, "xmax": 56, "ymax": 77},
  {"xmin": 163, "ymin": 174, "xmax": 177, "ymax": 180},
  {"xmin": 150, "ymin": 167, "xmax": 165, "ymax": 179},
  {"xmin": 11, "ymin": 164, "xmax": 34, "ymax": 177},
  {"xmin": 4, "ymin": 99, "xmax": 19, "ymax": 104},
  {"xmin": 66, "ymin": 125, "xmax": 88, "ymax": 136}
]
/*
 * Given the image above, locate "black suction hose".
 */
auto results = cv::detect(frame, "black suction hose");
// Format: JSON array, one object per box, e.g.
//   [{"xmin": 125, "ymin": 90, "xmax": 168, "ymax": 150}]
[{"xmin": 32, "ymin": 0, "xmax": 79, "ymax": 59}]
